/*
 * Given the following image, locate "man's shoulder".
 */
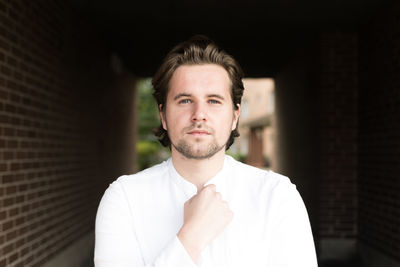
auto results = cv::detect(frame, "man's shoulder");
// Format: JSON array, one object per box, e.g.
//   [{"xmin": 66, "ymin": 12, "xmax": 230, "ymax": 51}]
[
  {"xmin": 226, "ymin": 155, "xmax": 292, "ymax": 189},
  {"xmin": 115, "ymin": 159, "xmax": 170, "ymax": 187}
]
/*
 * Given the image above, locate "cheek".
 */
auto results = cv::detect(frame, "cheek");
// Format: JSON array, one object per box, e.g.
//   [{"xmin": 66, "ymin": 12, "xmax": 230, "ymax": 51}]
[{"xmin": 164, "ymin": 112, "xmax": 180, "ymax": 133}]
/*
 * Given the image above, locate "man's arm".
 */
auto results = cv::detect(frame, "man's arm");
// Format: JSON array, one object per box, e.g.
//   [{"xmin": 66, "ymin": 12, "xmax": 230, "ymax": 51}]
[
  {"xmin": 177, "ymin": 184, "xmax": 233, "ymax": 262},
  {"xmin": 94, "ymin": 181, "xmax": 198, "ymax": 267},
  {"xmin": 267, "ymin": 181, "xmax": 318, "ymax": 267}
]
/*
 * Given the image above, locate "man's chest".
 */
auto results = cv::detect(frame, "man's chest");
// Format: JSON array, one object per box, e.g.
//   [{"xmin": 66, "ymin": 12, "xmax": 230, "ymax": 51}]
[{"xmin": 132, "ymin": 194, "xmax": 272, "ymax": 267}]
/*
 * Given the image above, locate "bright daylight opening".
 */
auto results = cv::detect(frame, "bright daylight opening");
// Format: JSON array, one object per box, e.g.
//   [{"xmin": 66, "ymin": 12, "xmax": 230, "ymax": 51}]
[
  {"xmin": 136, "ymin": 78, "xmax": 170, "ymax": 171},
  {"xmin": 229, "ymin": 78, "xmax": 276, "ymax": 170}
]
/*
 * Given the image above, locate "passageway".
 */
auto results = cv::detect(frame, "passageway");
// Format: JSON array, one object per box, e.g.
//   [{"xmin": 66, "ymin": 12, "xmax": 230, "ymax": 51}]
[{"xmin": 0, "ymin": 0, "xmax": 399, "ymax": 266}]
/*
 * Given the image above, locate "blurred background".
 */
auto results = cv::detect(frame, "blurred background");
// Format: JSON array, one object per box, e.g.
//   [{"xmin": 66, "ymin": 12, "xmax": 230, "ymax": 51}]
[{"xmin": 0, "ymin": 0, "xmax": 399, "ymax": 266}]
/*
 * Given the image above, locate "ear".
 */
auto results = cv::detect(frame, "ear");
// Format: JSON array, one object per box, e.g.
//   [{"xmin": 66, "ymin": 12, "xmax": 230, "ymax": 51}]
[
  {"xmin": 231, "ymin": 104, "xmax": 241, "ymax": 131},
  {"xmin": 159, "ymin": 104, "xmax": 167, "ymax": 130}
]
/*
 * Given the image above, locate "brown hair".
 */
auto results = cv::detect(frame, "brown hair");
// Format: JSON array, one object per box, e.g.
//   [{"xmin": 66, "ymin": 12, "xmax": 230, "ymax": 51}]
[{"xmin": 152, "ymin": 35, "xmax": 244, "ymax": 150}]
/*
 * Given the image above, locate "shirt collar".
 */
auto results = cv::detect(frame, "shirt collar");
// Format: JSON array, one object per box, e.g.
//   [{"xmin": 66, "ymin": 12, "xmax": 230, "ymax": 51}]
[{"xmin": 168, "ymin": 155, "xmax": 230, "ymax": 199}]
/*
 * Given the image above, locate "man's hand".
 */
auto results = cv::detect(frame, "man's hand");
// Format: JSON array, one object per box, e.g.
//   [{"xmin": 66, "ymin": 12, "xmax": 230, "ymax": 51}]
[{"xmin": 177, "ymin": 184, "xmax": 233, "ymax": 262}]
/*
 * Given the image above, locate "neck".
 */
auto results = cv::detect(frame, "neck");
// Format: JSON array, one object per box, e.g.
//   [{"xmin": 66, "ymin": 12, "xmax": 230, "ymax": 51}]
[{"xmin": 171, "ymin": 149, "xmax": 226, "ymax": 191}]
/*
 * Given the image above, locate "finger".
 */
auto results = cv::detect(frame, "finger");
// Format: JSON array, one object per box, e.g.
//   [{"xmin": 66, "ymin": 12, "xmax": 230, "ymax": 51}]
[
  {"xmin": 222, "ymin": 200, "xmax": 231, "ymax": 208},
  {"xmin": 203, "ymin": 184, "xmax": 216, "ymax": 192}
]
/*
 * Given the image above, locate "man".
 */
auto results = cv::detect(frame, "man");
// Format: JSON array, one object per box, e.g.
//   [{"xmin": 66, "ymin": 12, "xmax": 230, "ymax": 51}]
[{"xmin": 94, "ymin": 35, "xmax": 317, "ymax": 267}]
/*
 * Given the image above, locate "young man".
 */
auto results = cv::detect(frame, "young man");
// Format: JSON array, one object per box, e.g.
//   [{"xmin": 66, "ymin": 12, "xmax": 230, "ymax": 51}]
[{"xmin": 94, "ymin": 36, "xmax": 317, "ymax": 267}]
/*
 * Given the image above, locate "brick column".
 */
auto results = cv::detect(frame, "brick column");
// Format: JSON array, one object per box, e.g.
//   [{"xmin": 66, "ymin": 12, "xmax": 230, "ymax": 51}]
[
  {"xmin": 358, "ymin": 2, "xmax": 400, "ymax": 265},
  {"xmin": 318, "ymin": 32, "xmax": 358, "ymax": 260}
]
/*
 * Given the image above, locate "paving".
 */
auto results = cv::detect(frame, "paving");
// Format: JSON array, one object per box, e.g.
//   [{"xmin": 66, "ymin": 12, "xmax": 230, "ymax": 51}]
[{"xmin": 319, "ymin": 259, "xmax": 365, "ymax": 267}]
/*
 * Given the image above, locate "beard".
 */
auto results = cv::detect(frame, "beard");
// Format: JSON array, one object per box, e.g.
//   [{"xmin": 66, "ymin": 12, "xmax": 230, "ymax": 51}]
[
  {"xmin": 173, "ymin": 138, "xmax": 225, "ymax": 159},
  {"xmin": 170, "ymin": 123, "xmax": 227, "ymax": 159}
]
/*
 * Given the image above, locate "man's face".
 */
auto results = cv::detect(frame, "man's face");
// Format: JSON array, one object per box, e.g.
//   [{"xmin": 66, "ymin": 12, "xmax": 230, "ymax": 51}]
[{"xmin": 160, "ymin": 64, "xmax": 240, "ymax": 160}]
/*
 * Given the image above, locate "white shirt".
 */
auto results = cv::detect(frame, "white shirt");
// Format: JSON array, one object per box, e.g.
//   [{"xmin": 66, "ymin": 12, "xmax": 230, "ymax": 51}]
[{"xmin": 94, "ymin": 155, "xmax": 317, "ymax": 267}]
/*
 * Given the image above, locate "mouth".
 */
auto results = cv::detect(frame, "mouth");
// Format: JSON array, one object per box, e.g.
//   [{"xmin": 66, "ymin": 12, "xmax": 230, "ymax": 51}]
[{"xmin": 187, "ymin": 130, "xmax": 211, "ymax": 136}]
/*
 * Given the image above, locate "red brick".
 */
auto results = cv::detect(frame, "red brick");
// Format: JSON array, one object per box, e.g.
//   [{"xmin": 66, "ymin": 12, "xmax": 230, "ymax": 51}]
[
  {"xmin": 0, "ymin": 1, "xmax": 113, "ymax": 266},
  {"xmin": 0, "ymin": 163, "xmax": 7, "ymax": 171},
  {"xmin": 3, "ymin": 197, "xmax": 15, "ymax": 207},
  {"xmin": 3, "ymin": 151, "xmax": 14, "ymax": 160},
  {"xmin": 0, "ymin": 1, "xmax": 6, "ymax": 14},
  {"xmin": 6, "ymin": 186, "xmax": 16, "ymax": 195},
  {"xmin": 10, "ymin": 163, "xmax": 20, "ymax": 171},
  {"xmin": 6, "ymin": 230, "xmax": 17, "ymax": 241},
  {"xmin": 2, "ymin": 220, "xmax": 14, "ymax": 231},
  {"xmin": 318, "ymin": 33, "xmax": 358, "ymax": 241},
  {"xmin": 3, "ymin": 127, "xmax": 15, "ymax": 136},
  {"xmin": 9, "ymin": 252, "xmax": 18, "ymax": 264},
  {"xmin": 0, "ymin": 89, "xmax": 8, "ymax": 100}
]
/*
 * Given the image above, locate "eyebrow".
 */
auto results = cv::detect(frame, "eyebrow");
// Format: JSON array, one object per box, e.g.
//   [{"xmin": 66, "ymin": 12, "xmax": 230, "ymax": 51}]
[
  {"xmin": 207, "ymin": 94, "xmax": 225, "ymax": 100},
  {"xmin": 173, "ymin": 93, "xmax": 226, "ymax": 101},
  {"xmin": 173, "ymin": 93, "xmax": 191, "ymax": 101}
]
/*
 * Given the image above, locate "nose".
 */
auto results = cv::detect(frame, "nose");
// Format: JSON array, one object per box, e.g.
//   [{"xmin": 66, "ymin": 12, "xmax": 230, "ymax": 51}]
[{"xmin": 191, "ymin": 102, "xmax": 207, "ymax": 122}]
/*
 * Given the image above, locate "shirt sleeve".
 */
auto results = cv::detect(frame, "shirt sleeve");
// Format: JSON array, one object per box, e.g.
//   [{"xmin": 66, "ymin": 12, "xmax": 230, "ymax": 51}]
[
  {"xmin": 94, "ymin": 180, "xmax": 197, "ymax": 267},
  {"xmin": 267, "ymin": 180, "xmax": 318, "ymax": 267}
]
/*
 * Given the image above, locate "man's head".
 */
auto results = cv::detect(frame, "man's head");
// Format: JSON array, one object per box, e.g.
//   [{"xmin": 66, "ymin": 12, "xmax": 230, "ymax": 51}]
[{"xmin": 152, "ymin": 35, "xmax": 244, "ymax": 152}]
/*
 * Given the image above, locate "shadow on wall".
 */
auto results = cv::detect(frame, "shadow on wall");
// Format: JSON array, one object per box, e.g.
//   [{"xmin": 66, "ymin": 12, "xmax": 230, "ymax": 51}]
[{"xmin": 80, "ymin": 253, "xmax": 94, "ymax": 267}]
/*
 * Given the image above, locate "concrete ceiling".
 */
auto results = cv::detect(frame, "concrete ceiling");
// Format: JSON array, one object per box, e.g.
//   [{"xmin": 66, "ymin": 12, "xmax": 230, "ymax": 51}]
[{"xmin": 70, "ymin": 0, "xmax": 394, "ymax": 77}]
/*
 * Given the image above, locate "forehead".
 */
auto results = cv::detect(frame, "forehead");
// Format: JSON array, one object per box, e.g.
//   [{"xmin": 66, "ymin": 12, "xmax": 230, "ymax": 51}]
[{"xmin": 168, "ymin": 64, "xmax": 231, "ymax": 96}]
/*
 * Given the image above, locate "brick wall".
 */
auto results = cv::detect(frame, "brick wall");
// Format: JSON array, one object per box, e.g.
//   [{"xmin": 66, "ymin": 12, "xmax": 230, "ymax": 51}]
[
  {"xmin": 358, "ymin": 2, "xmax": 400, "ymax": 263},
  {"xmin": 0, "ymin": 1, "xmax": 113, "ymax": 266},
  {"xmin": 318, "ymin": 32, "xmax": 358, "ymax": 257}
]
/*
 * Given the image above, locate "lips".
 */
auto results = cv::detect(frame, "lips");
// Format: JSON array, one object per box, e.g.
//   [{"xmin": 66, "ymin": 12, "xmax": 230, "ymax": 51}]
[
  {"xmin": 187, "ymin": 130, "xmax": 211, "ymax": 135},
  {"xmin": 185, "ymin": 123, "xmax": 213, "ymax": 136}
]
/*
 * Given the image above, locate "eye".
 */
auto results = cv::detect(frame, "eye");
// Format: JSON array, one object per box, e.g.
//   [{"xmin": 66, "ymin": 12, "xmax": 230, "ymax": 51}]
[
  {"xmin": 178, "ymin": 99, "xmax": 192, "ymax": 104},
  {"xmin": 208, "ymin": 99, "xmax": 221, "ymax": 104}
]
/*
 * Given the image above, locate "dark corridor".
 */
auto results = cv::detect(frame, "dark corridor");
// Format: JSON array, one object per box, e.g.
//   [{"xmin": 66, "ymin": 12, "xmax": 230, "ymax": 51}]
[{"xmin": 0, "ymin": 0, "xmax": 399, "ymax": 266}]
